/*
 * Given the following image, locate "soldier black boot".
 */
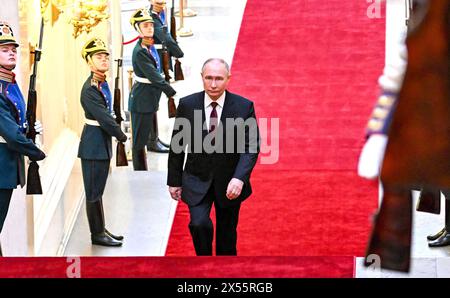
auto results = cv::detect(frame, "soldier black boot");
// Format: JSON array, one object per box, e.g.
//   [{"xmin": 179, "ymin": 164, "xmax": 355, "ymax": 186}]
[
  {"xmin": 427, "ymin": 227, "xmax": 445, "ymax": 241},
  {"xmin": 86, "ymin": 200, "xmax": 122, "ymax": 247},
  {"xmin": 105, "ymin": 229, "xmax": 124, "ymax": 241},
  {"xmin": 429, "ymin": 194, "xmax": 450, "ymax": 247},
  {"xmin": 100, "ymin": 199, "xmax": 124, "ymax": 241},
  {"xmin": 147, "ymin": 113, "xmax": 169, "ymax": 153}
]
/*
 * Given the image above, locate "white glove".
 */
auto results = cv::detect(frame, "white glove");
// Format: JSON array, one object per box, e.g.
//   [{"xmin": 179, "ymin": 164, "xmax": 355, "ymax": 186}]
[
  {"xmin": 357, "ymin": 134, "xmax": 388, "ymax": 180},
  {"xmin": 34, "ymin": 120, "xmax": 43, "ymax": 135}
]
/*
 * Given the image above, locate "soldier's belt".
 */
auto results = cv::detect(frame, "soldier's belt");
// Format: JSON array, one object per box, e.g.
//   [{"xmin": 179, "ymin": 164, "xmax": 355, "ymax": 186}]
[
  {"xmin": 85, "ymin": 119, "xmax": 100, "ymax": 126},
  {"xmin": 134, "ymin": 75, "xmax": 152, "ymax": 84},
  {"xmin": 0, "ymin": 136, "xmax": 6, "ymax": 143}
]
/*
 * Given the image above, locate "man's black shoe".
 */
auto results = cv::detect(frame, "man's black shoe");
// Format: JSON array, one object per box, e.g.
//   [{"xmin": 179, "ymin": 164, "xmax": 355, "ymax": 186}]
[
  {"xmin": 158, "ymin": 138, "xmax": 170, "ymax": 148},
  {"xmin": 91, "ymin": 233, "xmax": 123, "ymax": 247},
  {"xmin": 105, "ymin": 229, "xmax": 124, "ymax": 241},
  {"xmin": 427, "ymin": 227, "xmax": 446, "ymax": 241},
  {"xmin": 428, "ymin": 232, "xmax": 450, "ymax": 247},
  {"xmin": 148, "ymin": 141, "xmax": 170, "ymax": 153}
]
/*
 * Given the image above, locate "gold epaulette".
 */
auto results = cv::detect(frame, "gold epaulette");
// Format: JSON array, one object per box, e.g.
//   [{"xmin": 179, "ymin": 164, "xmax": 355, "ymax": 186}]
[
  {"xmin": 367, "ymin": 119, "xmax": 383, "ymax": 131},
  {"xmin": 377, "ymin": 95, "xmax": 395, "ymax": 108},
  {"xmin": 366, "ymin": 94, "xmax": 397, "ymax": 133},
  {"xmin": 91, "ymin": 78, "xmax": 100, "ymax": 88}
]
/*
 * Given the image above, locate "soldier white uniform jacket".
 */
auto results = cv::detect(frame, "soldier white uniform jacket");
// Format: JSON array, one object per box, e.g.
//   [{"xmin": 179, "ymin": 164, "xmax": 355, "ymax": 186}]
[{"xmin": 366, "ymin": 24, "xmax": 407, "ymax": 136}]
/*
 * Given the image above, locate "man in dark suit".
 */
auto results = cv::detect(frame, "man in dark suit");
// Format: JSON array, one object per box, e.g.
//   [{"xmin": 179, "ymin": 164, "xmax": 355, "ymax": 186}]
[
  {"xmin": 146, "ymin": 0, "xmax": 185, "ymax": 153},
  {"xmin": 0, "ymin": 22, "xmax": 46, "ymax": 256},
  {"xmin": 79, "ymin": 37, "xmax": 128, "ymax": 247},
  {"xmin": 129, "ymin": 8, "xmax": 177, "ymax": 170},
  {"xmin": 167, "ymin": 58, "xmax": 259, "ymax": 255}
]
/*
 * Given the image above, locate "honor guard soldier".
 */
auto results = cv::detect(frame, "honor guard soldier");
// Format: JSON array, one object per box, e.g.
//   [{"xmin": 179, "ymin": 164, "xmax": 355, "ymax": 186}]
[
  {"xmin": 79, "ymin": 37, "xmax": 127, "ymax": 247},
  {"xmin": 358, "ymin": 1, "xmax": 450, "ymax": 249},
  {"xmin": 146, "ymin": 0, "xmax": 185, "ymax": 153},
  {"xmin": 150, "ymin": 0, "xmax": 184, "ymax": 64},
  {"xmin": 0, "ymin": 22, "xmax": 46, "ymax": 256},
  {"xmin": 129, "ymin": 8, "xmax": 177, "ymax": 170}
]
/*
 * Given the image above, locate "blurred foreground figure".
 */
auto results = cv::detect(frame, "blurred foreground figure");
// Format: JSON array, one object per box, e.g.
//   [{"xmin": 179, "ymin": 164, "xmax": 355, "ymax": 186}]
[{"xmin": 362, "ymin": 0, "xmax": 450, "ymax": 272}]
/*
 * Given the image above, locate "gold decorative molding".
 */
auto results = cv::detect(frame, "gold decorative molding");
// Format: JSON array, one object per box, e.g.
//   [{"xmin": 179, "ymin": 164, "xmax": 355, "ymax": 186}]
[
  {"xmin": 41, "ymin": 0, "xmax": 50, "ymax": 16},
  {"xmin": 69, "ymin": 0, "xmax": 109, "ymax": 38},
  {"xmin": 40, "ymin": 0, "xmax": 64, "ymax": 25}
]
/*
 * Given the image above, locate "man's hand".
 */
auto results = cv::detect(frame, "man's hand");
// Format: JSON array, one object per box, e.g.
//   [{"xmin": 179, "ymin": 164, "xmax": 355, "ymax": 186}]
[
  {"xmin": 169, "ymin": 186, "xmax": 182, "ymax": 201},
  {"xmin": 226, "ymin": 178, "xmax": 244, "ymax": 200},
  {"xmin": 357, "ymin": 134, "xmax": 388, "ymax": 180}
]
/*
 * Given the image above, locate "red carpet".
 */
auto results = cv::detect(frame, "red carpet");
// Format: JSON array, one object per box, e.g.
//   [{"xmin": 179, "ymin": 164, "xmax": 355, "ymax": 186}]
[
  {"xmin": 0, "ymin": 256, "xmax": 353, "ymax": 278},
  {"xmin": 166, "ymin": 0, "xmax": 385, "ymax": 275}
]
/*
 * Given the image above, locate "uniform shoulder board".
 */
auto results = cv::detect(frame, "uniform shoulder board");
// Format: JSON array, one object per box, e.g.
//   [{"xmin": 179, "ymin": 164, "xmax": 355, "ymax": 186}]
[{"xmin": 91, "ymin": 78, "xmax": 100, "ymax": 88}]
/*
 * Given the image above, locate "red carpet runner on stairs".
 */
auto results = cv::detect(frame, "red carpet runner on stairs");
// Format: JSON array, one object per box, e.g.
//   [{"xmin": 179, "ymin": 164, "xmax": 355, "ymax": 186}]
[
  {"xmin": 0, "ymin": 256, "xmax": 353, "ymax": 278},
  {"xmin": 165, "ymin": 0, "xmax": 385, "ymax": 277}
]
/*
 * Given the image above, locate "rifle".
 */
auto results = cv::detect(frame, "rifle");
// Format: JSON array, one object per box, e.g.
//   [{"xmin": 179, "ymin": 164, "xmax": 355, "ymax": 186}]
[
  {"xmin": 170, "ymin": 0, "xmax": 177, "ymax": 41},
  {"xmin": 170, "ymin": 0, "xmax": 184, "ymax": 81},
  {"xmin": 163, "ymin": 47, "xmax": 177, "ymax": 118},
  {"xmin": 365, "ymin": 0, "xmax": 450, "ymax": 272},
  {"xmin": 114, "ymin": 51, "xmax": 128, "ymax": 167},
  {"xmin": 162, "ymin": 27, "xmax": 177, "ymax": 118},
  {"xmin": 25, "ymin": 18, "xmax": 44, "ymax": 195},
  {"xmin": 174, "ymin": 58, "xmax": 184, "ymax": 81},
  {"xmin": 161, "ymin": 42, "xmax": 172, "ymax": 83}
]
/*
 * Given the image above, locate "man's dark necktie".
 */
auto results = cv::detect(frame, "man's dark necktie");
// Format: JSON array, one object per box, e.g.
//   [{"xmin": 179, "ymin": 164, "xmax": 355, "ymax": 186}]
[
  {"xmin": 209, "ymin": 102, "xmax": 218, "ymax": 133},
  {"xmin": 209, "ymin": 102, "xmax": 219, "ymax": 146}
]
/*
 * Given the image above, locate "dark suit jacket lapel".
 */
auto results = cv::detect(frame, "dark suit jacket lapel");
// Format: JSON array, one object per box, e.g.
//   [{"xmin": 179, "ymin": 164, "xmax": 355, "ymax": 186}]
[
  {"xmin": 196, "ymin": 91, "xmax": 208, "ymax": 140},
  {"xmin": 221, "ymin": 91, "xmax": 235, "ymax": 142},
  {"xmin": 220, "ymin": 90, "xmax": 234, "ymax": 124}
]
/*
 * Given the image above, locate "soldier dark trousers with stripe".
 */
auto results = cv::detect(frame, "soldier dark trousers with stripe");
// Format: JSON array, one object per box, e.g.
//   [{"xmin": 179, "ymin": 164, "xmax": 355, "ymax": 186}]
[
  {"xmin": 81, "ymin": 159, "xmax": 122, "ymax": 246},
  {"xmin": 131, "ymin": 111, "xmax": 154, "ymax": 171}
]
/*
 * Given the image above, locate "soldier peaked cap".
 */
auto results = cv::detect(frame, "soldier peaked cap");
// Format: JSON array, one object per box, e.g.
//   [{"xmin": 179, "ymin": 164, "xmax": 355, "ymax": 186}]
[
  {"xmin": 0, "ymin": 22, "xmax": 19, "ymax": 47},
  {"xmin": 130, "ymin": 8, "xmax": 154, "ymax": 30},
  {"xmin": 81, "ymin": 37, "xmax": 109, "ymax": 61}
]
